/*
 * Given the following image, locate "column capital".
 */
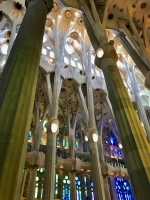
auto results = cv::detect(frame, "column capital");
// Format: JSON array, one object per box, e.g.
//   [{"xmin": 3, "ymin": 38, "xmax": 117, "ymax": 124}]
[
  {"xmin": 95, "ymin": 42, "xmax": 118, "ymax": 68},
  {"xmin": 25, "ymin": 151, "xmax": 45, "ymax": 168}
]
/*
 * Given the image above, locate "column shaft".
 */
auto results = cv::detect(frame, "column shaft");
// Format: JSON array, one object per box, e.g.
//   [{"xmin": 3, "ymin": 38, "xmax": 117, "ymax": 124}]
[
  {"xmin": 0, "ymin": 0, "xmax": 52, "ymax": 199},
  {"xmin": 58, "ymin": 170, "xmax": 63, "ymax": 199},
  {"xmin": 101, "ymin": 57, "xmax": 150, "ymax": 200},
  {"xmin": 79, "ymin": 174, "xmax": 86, "ymax": 200},
  {"xmin": 42, "ymin": 133, "xmax": 56, "ymax": 200},
  {"xmin": 69, "ymin": 172, "xmax": 76, "ymax": 200},
  {"xmin": 89, "ymin": 142, "xmax": 105, "ymax": 200},
  {"xmin": 102, "ymin": 176, "xmax": 111, "ymax": 200},
  {"xmin": 27, "ymin": 166, "xmax": 38, "ymax": 200},
  {"xmin": 86, "ymin": 174, "xmax": 92, "ymax": 200}
]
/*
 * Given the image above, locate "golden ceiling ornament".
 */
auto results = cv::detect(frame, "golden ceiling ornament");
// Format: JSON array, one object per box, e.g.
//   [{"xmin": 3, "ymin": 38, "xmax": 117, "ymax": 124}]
[
  {"xmin": 65, "ymin": 10, "xmax": 72, "ymax": 18},
  {"xmin": 45, "ymin": 18, "xmax": 52, "ymax": 27},
  {"xmin": 52, "ymin": 2, "xmax": 58, "ymax": 11},
  {"xmin": 70, "ymin": 31, "xmax": 78, "ymax": 39},
  {"xmin": 77, "ymin": 17, "xmax": 84, "ymax": 26}
]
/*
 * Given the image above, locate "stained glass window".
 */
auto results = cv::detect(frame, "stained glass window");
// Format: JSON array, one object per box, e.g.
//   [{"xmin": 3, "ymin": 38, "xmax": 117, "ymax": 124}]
[
  {"xmin": 115, "ymin": 178, "xmax": 134, "ymax": 200},
  {"xmin": 28, "ymin": 131, "xmax": 32, "ymax": 140},
  {"xmin": 84, "ymin": 175, "xmax": 88, "ymax": 199},
  {"xmin": 57, "ymin": 137, "xmax": 60, "ymax": 147},
  {"xmin": 75, "ymin": 176, "xmax": 82, "ymax": 200},
  {"xmin": 90, "ymin": 182, "xmax": 94, "ymax": 200},
  {"xmin": 62, "ymin": 175, "xmax": 70, "ymax": 200},
  {"xmin": 76, "ymin": 140, "xmax": 79, "ymax": 149},
  {"xmin": 55, "ymin": 173, "xmax": 59, "ymax": 198},
  {"xmin": 63, "ymin": 136, "xmax": 69, "ymax": 149}
]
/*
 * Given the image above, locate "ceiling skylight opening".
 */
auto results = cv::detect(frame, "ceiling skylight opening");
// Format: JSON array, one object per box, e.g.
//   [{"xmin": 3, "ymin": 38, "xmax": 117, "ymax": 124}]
[
  {"xmin": 91, "ymin": 68, "xmax": 94, "ymax": 75},
  {"xmin": 58, "ymin": 14, "xmax": 62, "ymax": 19},
  {"xmin": 65, "ymin": 44, "xmax": 74, "ymax": 54},
  {"xmin": 43, "ymin": 34, "xmax": 47, "ymax": 43},
  {"xmin": 50, "ymin": 51, "xmax": 55, "ymax": 58},
  {"xmin": 41, "ymin": 48, "xmax": 47, "ymax": 55},
  {"xmin": 74, "ymin": 11, "xmax": 79, "ymax": 17},
  {"xmin": 71, "ymin": 59, "xmax": 76, "ymax": 67},
  {"xmin": 1, "ymin": 44, "xmax": 8, "ymax": 55},
  {"xmin": 77, "ymin": 62, "xmax": 82, "ymax": 69},
  {"xmin": 91, "ymin": 55, "xmax": 95, "ymax": 64},
  {"xmin": 70, "ymin": 21, "xmax": 75, "ymax": 26},
  {"xmin": 96, "ymin": 69, "xmax": 100, "ymax": 77},
  {"xmin": 64, "ymin": 56, "xmax": 69, "ymax": 64}
]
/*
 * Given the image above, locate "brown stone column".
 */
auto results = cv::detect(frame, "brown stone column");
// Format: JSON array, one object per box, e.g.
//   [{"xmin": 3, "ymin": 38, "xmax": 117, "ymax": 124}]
[{"xmin": 0, "ymin": 0, "xmax": 53, "ymax": 199}]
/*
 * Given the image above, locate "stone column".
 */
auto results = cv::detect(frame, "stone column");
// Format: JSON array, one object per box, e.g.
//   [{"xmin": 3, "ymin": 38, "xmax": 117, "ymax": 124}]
[
  {"xmin": 86, "ymin": 174, "xmax": 92, "ymax": 200},
  {"xmin": 58, "ymin": 170, "xmax": 63, "ymax": 199},
  {"xmin": 95, "ymin": 43, "xmax": 150, "ymax": 199},
  {"xmin": 26, "ymin": 151, "xmax": 45, "ymax": 200},
  {"xmin": 23, "ymin": 169, "xmax": 30, "ymax": 199},
  {"xmin": 42, "ymin": 32, "xmax": 66, "ymax": 200},
  {"xmin": 20, "ymin": 169, "xmax": 28, "ymax": 200},
  {"xmin": 81, "ymin": 3, "xmax": 150, "ymax": 197},
  {"xmin": 81, "ymin": 43, "xmax": 105, "ymax": 200},
  {"xmin": 109, "ymin": 177, "xmax": 118, "ymax": 200},
  {"xmin": 102, "ymin": 175, "xmax": 111, "ymax": 200},
  {"xmin": 69, "ymin": 172, "xmax": 76, "ymax": 200},
  {"xmin": 78, "ymin": 173, "xmax": 86, "ymax": 200},
  {"xmin": 0, "ymin": 0, "xmax": 52, "ymax": 199},
  {"xmin": 27, "ymin": 166, "xmax": 38, "ymax": 200},
  {"xmin": 37, "ymin": 179, "xmax": 43, "ymax": 199}
]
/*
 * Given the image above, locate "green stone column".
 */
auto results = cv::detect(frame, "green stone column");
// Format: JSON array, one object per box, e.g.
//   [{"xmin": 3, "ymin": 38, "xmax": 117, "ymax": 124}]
[
  {"xmin": 96, "ymin": 43, "xmax": 150, "ymax": 200},
  {"xmin": 0, "ymin": 0, "xmax": 53, "ymax": 199}
]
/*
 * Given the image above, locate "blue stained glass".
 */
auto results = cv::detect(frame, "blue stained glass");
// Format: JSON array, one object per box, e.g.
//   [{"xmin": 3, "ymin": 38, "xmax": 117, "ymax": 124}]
[
  {"xmin": 76, "ymin": 141, "xmax": 79, "ymax": 149},
  {"xmin": 62, "ymin": 175, "xmax": 70, "ymax": 200},
  {"xmin": 57, "ymin": 138, "xmax": 60, "ymax": 146},
  {"xmin": 75, "ymin": 133, "xmax": 79, "ymax": 138},
  {"xmin": 114, "ymin": 178, "xmax": 134, "ymax": 200},
  {"xmin": 28, "ymin": 132, "xmax": 32, "ymax": 140},
  {"xmin": 55, "ymin": 173, "xmax": 59, "ymax": 198},
  {"xmin": 82, "ymin": 142, "xmax": 85, "ymax": 150},
  {"xmin": 110, "ymin": 134, "xmax": 118, "ymax": 146}
]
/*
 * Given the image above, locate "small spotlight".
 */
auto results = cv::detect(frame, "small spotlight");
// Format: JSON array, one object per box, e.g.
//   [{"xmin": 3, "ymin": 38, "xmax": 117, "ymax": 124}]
[
  {"xmin": 96, "ymin": 48, "xmax": 104, "ymax": 58},
  {"xmin": 1, "ymin": 44, "xmax": 8, "ymax": 55},
  {"xmin": 51, "ymin": 119, "xmax": 59, "ymax": 134},
  {"xmin": 84, "ymin": 135, "xmax": 88, "ymax": 142},
  {"xmin": 92, "ymin": 130, "xmax": 98, "ymax": 142},
  {"xmin": 118, "ymin": 142, "xmax": 123, "ymax": 149}
]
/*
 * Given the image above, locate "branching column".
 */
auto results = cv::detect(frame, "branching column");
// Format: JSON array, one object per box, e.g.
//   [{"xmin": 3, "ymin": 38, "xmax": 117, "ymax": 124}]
[
  {"xmin": 81, "ymin": 43, "xmax": 105, "ymax": 200},
  {"xmin": 42, "ymin": 32, "xmax": 67, "ymax": 200},
  {"xmin": 0, "ymin": 0, "xmax": 52, "ymax": 199}
]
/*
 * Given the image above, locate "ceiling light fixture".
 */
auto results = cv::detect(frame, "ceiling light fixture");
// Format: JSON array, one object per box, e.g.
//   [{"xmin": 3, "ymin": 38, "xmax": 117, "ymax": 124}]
[
  {"xmin": 1, "ymin": 44, "xmax": 8, "ymax": 55},
  {"xmin": 51, "ymin": 119, "xmax": 59, "ymax": 134},
  {"xmin": 96, "ymin": 48, "xmax": 104, "ymax": 58},
  {"xmin": 92, "ymin": 130, "xmax": 98, "ymax": 142}
]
